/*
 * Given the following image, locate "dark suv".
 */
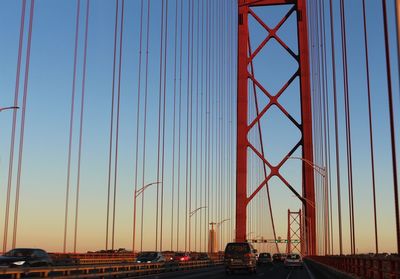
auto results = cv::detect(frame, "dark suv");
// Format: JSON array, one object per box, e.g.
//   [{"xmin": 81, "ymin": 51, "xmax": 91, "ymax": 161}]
[
  {"xmin": 273, "ymin": 253, "xmax": 284, "ymax": 262},
  {"xmin": 0, "ymin": 248, "xmax": 53, "ymax": 267},
  {"xmin": 224, "ymin": 242, "xmax": 257, "ymax": 274}
]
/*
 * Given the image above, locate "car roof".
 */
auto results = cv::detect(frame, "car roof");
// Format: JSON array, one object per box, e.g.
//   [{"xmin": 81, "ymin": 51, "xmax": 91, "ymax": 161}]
[{"xmin": 10, "ymin": 248, "xmax": 45, "ymax": 252}]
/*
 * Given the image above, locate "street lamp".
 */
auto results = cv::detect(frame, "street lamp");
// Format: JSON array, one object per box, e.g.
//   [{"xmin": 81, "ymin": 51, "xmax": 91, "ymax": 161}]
[
  {"xmin": 286, "ymin": 156, "xmax": 329, "ymax": 255},
  {"xmin": 287, "ymin": 156, "xmax": 326, "ymax": 176},
  {"xmin": 217, "ymin": 218, "xmax": 230, "ymax": 227},
  {"xmin": 0, "ymin": 106, "xmax": 19, "ymax": 112},
  {"xmin": 215, "ymin": 219, "xmax": 230, "ymax": 252},
  {"xmin": 135, "ymin": 181, "xmax": 162, "ymax": 198},
  {"xmin": 189, "ymin": 206, "xmax": 207, "ymax": 252},
  {"xmin": 132, "ymin": 181, "xmax": 162, "ymax": 253},
  {"xmin": 189, "ymin": 206, "xmax": 207, "ymax": 217}
]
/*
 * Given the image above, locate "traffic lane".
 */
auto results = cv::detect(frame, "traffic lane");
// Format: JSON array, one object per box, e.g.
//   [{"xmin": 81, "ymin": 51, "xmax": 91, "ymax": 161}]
[
  {"xmin": 257, "ymin": 262, "xmax": 311, "ymax": 279},
  {"xmin": 136, "ymin": 262, "xmax": 314, "ymax": 279}
]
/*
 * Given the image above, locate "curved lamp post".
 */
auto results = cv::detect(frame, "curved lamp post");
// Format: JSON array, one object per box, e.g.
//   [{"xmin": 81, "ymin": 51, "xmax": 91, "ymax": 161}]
[
  {"xmin": 0, "ymin": 106, "xmax": 19, "ymax": 112},
  {"xmin": 189, "ymin": 206, "xmax": 208, "ymax": 252},
  {"xmin": 189, "ymin": 206, "xmax": 207, "ymax": 218},
  {"xmin": 287, "ymin": 156, "xmax": 329, "ymax": 255},
  {"xmin": 133, "ymin": 181, "xmax": 162, "ymax": 253}
]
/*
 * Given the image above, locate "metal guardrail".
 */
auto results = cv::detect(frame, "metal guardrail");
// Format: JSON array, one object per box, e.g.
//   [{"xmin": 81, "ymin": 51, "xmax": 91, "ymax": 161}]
[
  {"xmin": 0, "ymin": 259, "xmax": 223, "ymax": 279},
  {"xmin": 309, "ymin": 255, "xmax": 400, "ymax": 279}
]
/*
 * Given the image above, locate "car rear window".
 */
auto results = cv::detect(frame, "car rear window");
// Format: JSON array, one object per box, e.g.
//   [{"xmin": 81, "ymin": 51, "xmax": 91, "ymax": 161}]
[
  {"xmin": 138, "ymin": 252, "xmax": 157, "ymax": 258},
  {"xmin": 287, "ymin": 254, "xmax": 300, "ymax": 259},
  {"xmin": 5, "ymin": 249, "xmax": 34, "ymax": 257},
  {"xmin": 225, "ymin": 243, "xmax": 250, "ymax": 254}
]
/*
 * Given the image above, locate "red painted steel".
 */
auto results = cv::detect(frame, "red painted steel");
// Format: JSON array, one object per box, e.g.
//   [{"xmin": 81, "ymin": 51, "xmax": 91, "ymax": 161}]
[
  {"xmin": 309, "ymin": 255, "xmax": 400, "ymax": 279},
  {"xmin": 236, "ymin": 0, "xmax": 315, "ymax": 254},
  {"xmin": 236, "ymin": 0, "xmax": 249, "ymax": 243}
]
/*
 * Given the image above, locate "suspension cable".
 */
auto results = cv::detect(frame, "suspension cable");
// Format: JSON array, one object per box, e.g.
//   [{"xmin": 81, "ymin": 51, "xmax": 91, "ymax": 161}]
[
  {"xmin": 140, "ymin": 0, "xmax": 151, "ymax": 252},
  {"xmin": 156, "ymin": 0, "xmax": 165, "ymax": 251},
  {"xmin": 111, "ymin": 0, "xmax": 125, "ymax": 251},
  {"xmin": 362, "ymin": 0, "xmax": 379, "ymax": 255},
  {"xmin": 132, "ymin": 0, "xmax": 144, "ymax": 254},
  {"xmin": 176, "ymin": 0, "xmax": 183, "ymax": 251},
  {"xmin": 12, "ymin": 0, "xmax": 35, "ymax": 250},
  {"xmin": 329, "ymin": 0, "xmax": 343, "ymax": 255},
  {"xmin": 170, "ymin": 0, "xmax": 178, "ymax": 252},
  {"xmin": 381, "ymin": 0, "xmax": 400, "ymax": 255},
  {"xmin": 3, "ymin": 0, "xmax": 27, "ymax": 253},
  {"xmin": 72, "ymin": 0, "xmax": 90, "ymax": 253},
  {"xmin": 106, "ymin": 0, "xmax": 119, "ymax": 251},
  {"xmin": 160, "ymin": 0, "xmax": 168, "ymax": 252}
]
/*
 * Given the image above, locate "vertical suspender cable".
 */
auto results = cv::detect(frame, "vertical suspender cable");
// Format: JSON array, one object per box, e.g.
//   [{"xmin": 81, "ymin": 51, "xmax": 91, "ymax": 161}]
[
  {"xmin": 362, "ymin": 0, "xmax": 379, "ymax": 255},
  {"xmin": 318, "ymin": 0, "xmax": 329, "ymax": 255},
  {"xmin": 170, "ymin": 0, "xmax": 178, "ymax": 252},
  {"xmin": 339, "ymin": 0, "xmax": 355, "ymax": 254},
  {"xmin": 329, "ymin": 0, "xmax": 343, "ymax": 255},
  {"xmin": 160, "ymin": 0, "xmax": 168, "ymax": 251},
  {"xmin": 205, "ymin": 0, "xmax": 211, "ymax": 251},
  {"xmin": 188, "ymin": 0, "xmax": 194, "ymax": 252},
  {"xmin": 194, "ymin": 0, "xmax": 200, "ymax": 251},
  {"xmin": 156, "ymin": 0, "xmax": 165, "ymax": 251},
  {"xmin": 106, "ymin": 0, "xmax": 119, "ymax": 251},
  {"xmin": 3, "ymin": 0, "xmax": 26, "ymax": 253},
  {"xmin": 11, "ymin": 0, "xmax": 35, "ymax": 249},
  {"xmin": 132, "ymin": 0, "xmax": 144, "ymax": 254},
  {"xmin": 184, "ymin": 0, "xmax": 192, "ymax": 252},
  {"xmin": 321, "ymin": 0, "xmax": 335, "ymax": 254},
  {"xmin": 111, "ymin": 0, "xmax": 124, "ymax": 251},
  {"xmin": 199, "ymin": 0, "xmax": 204, "ymax": 252},
  {"xmin": 140, "ymin": 0, "xmax": 151, "ymax": 252},
  {"xmin": 176, "ymin": 0, "xmax": 183, "ymax": 251},
  {"xmin": 64, "ymin": 0, "xmax": 80, "ymax": 253},
  {"xmin": 321, "ymin": 0, "xmax": 333, "ymax": 254},
  {"xmin": 72, "ymin": 0, "xmax": 90, "ymax": 253},
  {"xmin": 381, "ymin": 0, "xmax": 400, "ymax": 255}
]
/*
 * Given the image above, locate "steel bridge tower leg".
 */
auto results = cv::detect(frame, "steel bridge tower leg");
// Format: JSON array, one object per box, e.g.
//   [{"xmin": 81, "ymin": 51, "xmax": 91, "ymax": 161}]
[{"xmin": 236, "ymin": 0, "xmax": 316, "ymax": 255}]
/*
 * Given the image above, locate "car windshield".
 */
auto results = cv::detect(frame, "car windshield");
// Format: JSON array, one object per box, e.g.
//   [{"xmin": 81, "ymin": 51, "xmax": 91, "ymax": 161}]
[
  {"xmin": 138, "ymin": 252, "xmax": 157, "ymax": 259},
  {"xmin": 174, "ymin": 253, "xmax": 185, "ymax": 257},
  {"xmin": 287, "ymin": 254, "xmax": 300, "ymax": 260},
  {"xmin": 225, "ymin": 243, "xmax": 250, "ymax": 254},
  {"xmin": 4, "ymin": 249, "xmax": 34, "ymax": 257},
  {"xmin": 259, "ymin": 253, "xmax": 270, "ymax": 258}
]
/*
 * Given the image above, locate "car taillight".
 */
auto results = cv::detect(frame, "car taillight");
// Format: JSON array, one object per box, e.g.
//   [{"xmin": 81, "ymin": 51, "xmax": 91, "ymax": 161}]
[
  {"xmin": 180, "ymin": 257, "xmax": 184, "ymax": 261},
  {"xmin": 244, "ymin": 253, "xmax": 251, "ymax": 259}
]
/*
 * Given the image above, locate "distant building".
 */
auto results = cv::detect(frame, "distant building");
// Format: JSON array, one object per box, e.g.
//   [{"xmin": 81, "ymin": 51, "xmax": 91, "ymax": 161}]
[{"xmin": 208, "ymin": 222, "xmax": 218, "ymax": 253}]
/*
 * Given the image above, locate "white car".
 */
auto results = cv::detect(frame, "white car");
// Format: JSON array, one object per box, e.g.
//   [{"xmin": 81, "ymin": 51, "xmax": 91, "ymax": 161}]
[{"xmin": 284, "ymin": 253, "xmax": 303, "ymax": 268}]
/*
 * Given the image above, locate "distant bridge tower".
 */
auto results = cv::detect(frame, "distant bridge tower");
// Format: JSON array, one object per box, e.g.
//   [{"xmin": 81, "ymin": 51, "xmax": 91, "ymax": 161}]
[
  {"xmin": 286, "ymin": 209, "xmax": 302, "ymax": 255},
  {"xmin": 236, "ymin": 0, "xmax": 316, "ymax": 255}
]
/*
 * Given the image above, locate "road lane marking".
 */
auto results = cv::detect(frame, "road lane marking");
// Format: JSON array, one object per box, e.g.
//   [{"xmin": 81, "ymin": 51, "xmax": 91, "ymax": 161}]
[
  {"xmin": 304, "ymin": 262, "xmax": 316, "ymax": 279},
  {"xmin": 285, "ymin": 269, "xmax": 293, "ymax": 279}
]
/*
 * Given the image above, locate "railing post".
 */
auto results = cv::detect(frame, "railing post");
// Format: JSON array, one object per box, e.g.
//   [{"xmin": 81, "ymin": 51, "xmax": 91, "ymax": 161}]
[{"xmin": 377, "ymin": 258, "xmax": 383, "ymax": 279}]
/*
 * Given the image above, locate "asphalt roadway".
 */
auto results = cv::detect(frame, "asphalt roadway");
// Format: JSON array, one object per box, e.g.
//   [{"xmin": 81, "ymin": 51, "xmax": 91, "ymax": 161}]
[{"xmin": 134, "ymin": 261, "xmax": 343, "ymax": 279}]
